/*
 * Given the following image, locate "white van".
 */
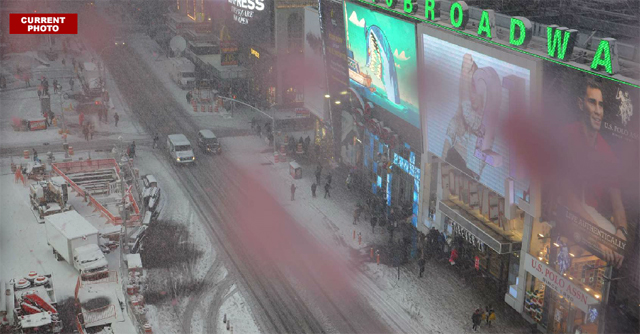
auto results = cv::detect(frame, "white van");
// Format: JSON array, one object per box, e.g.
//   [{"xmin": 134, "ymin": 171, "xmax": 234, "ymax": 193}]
[
  {"xmin": 168, "ymin": 58, "xmax": 196, "ymax": 89},
  {"xmin": 167, "ymin": 134, "xmax": 195, "ymax": 164}
]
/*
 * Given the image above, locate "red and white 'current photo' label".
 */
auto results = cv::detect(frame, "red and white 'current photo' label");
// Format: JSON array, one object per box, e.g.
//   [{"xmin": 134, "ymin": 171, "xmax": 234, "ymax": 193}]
[{"xmin": 9, "ymin": 13, "xmax": 78, "ymax": 34}]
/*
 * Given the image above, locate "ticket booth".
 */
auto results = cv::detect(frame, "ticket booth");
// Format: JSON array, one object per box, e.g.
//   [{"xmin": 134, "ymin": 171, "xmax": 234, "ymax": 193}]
[{"xmin": 289, "ymin": 161, "xmax": 302, "ymax": 179}]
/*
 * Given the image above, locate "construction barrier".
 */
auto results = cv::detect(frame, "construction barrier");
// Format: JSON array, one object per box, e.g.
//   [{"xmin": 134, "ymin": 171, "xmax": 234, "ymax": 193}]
[
  {"xmin": 23, "ymin": 150, "xmax": 29, "ymax": 159},
  {"xmin": 296, "ymin": 143, "xmax": 303, "ymax": 154},
  {"xmin": 200, "ymin": 105, "xmax": 205, "ymax": 112},
  {"xmin": 68, "ymin": 146, "xmax": 74, "ymax": 156},
  {"xmin": 143, "ymin": 324, "xmax": 153, "ymax": 333},
  {"xmin": 208, "ymin": 105, "xmax": 213, "ymax": 113}
]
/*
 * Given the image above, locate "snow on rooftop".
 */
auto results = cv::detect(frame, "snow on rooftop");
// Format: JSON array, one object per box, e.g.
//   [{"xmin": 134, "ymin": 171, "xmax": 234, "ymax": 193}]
[{"xmin": 45, "ymin": 211, "xmax": 99, "ymax": 239}]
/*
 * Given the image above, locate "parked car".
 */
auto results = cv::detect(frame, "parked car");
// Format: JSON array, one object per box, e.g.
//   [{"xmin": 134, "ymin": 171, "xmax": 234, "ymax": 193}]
[{"xmin": 141, "ymin": 174, "xmax": 161, "ymax": 212}]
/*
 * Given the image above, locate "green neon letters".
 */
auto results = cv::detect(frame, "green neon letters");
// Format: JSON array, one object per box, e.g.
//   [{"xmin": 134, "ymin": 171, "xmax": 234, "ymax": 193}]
[
  {"xmin": 449, "ymin": 1, "xmax": 468, "ymax": 30},
  {"xmin": 424, "ymin": 0, "xmax": 439, "ymax": 20},
  {"xmin": 509, "ymin": 17, "xmax": 532, "ymax": 47},
  {"xmin": 591, "ymin": 38, "xmax": 619, "ymax": 75},
  {"xmin": 546, "ymin": 25, "xmax": 577, "ymax": 61},
  {"xmin": 477, "ymin": 10, "xmax": 495, "ymax": 39},
  {"xmin": 404, "ymin": 0, "xmax": 417, "ymax": 14}
]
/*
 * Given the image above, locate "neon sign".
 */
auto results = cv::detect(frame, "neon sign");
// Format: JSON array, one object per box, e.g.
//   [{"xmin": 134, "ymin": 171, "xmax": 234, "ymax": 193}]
[
  {"xmin": 393, "ymin": 152, "xmax": 420, "ymax": 181},
  {"xmin": 355, "ymin": 0, "xmax": 634, "ymax": 85}
]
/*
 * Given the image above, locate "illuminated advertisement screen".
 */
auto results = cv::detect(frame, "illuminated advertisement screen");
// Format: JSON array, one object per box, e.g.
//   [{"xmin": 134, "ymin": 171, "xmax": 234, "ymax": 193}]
[
  {"xmin": 304, "ymin": 7, "xmax": 326, "ymax": 120},
  {"xmin": 423, "ymin": 34, "xmax": 531, "ymax": 198},
  {"xmin": 344, "ymin": 2, "xmax": 420, "ymax": 128},
  {"xmin": 541, "ymin": 63, "xmax": 639, "ymax": 269}
]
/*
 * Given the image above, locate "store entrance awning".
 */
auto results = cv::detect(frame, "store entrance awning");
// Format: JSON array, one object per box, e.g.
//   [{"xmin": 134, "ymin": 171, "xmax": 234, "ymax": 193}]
[{"xmin": 439, "ymin": 200, "xmax": 521, "ymax": 254}]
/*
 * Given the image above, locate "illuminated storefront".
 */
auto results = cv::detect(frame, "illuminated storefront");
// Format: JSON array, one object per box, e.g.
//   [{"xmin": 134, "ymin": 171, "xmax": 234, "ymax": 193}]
[
  {"xmin": 525, "ymin": 220, "xmax": 604, "ymax": 334},
  {"xmin": 338, "ymin": 1, "xmax": 423, "ymax": 233}
]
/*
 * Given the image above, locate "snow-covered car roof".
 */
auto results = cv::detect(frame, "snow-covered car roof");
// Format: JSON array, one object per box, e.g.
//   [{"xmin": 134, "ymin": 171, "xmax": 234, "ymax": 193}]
[
  {"xmin": 143, "ymin": 174, "xmax": 158, "ymax": 185},
  {"xmin": 168, "ymin": 134, "xmax": 191, "ymax": 146},
  {"xmin": 198, "ymin": 129, "xmax": 216, "ymax": 139}
]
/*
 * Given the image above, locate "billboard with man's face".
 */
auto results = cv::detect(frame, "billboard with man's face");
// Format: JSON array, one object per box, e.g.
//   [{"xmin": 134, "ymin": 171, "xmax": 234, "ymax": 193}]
[
  {"xmin": 541, "ymin": 63, "xmax": 639, "ymax": 269},
  {"xmin": 344, "ymin": 2, "xmax": 420, "ymax": 128},
  {"xmin": 423, "ymin": 34, "xmax": 531, "ymax": 198}
]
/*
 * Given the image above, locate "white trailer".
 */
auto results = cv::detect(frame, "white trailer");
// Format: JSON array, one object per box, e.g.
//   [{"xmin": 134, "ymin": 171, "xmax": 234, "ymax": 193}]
[
  {"xmin": 168, "ymin": 57, "xmax": 196, "ymax": 89},
  {"xmin": 44, "ymin": 211, "xmax": 109, "ymax": 280},
  {"xmin": 80, "ymin": 61, "xmax": 103, "ymax": 96}
]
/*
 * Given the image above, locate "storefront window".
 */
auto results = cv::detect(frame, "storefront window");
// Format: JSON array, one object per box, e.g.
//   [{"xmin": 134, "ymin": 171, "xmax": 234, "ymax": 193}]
[
  {"xmin": 507, "ymin": 251, "xmax": 520, "ymax": 298},
  {"xmin": 525, "ymin": 273, "xmax": 547, "ymax": 325},
  {"xmin": 528, "ymin": 219, "xmax": 552, "ymax": 263}
]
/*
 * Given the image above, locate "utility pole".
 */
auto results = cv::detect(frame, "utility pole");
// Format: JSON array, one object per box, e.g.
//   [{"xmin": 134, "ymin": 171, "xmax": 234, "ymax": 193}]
[{"xmin": 58, "ymin": 91, "xmax": 69, "ymax": 158}]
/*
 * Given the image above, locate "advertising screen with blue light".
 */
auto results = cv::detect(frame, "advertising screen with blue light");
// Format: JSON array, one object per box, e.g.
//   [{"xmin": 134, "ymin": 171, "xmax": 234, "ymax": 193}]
[
  {"xmin": 423, "ymin": 34, "xmax": 530, "ymax": 199},
  {"xmin": 345, "ymin": 2, "xmax": 420, "ymax": 128}
]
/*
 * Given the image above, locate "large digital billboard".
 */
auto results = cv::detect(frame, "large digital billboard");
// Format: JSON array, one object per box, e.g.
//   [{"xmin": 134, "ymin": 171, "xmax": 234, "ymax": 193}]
[
  {"xmin": 344, "ymin": 2, "xmax": 420, "ymax": 128},
  {"xmin": 304, "ymin": 6, "xmax": 327, "ymax": 120},
  {"xmin": 320, "ymin": 0, "xmax": 349, "ymax": 102},
  {"xmin": 540, "ymin": 63, "xmax": 639, "ymax": 269},
  {"xmin": 423, "ymin": 34, "xmax": 531, "ymax": 198}
]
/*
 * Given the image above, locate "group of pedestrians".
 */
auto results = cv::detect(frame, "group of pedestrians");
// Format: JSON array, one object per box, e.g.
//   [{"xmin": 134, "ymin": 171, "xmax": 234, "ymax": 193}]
[
  {"xmin": 290, "ymin": 164, "xmax": 333, "ymax": 201},
  {"xmin": 472, "ymin": 306, "xmax": 496, "ymax": 331}
]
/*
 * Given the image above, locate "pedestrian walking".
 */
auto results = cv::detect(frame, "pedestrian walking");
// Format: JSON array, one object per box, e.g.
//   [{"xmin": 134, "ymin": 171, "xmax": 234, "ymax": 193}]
[
  {"xmin": 311, "ymin": 183, "xmax": 317, "ymax": 198},
  {"xmin": 418, "ymin": 257, "xmax": 426, "ymax": 278},
  {"xmin": 53, "ymin": 79, "xmax": 58, "ymax": 93},
  {"xmin": 62, "ymin": 58, "xmax": 66, "ymax": 67},
  {"xmin": 37, "ymin": 88, "xmax": 42, "ymax": 98},
  {"xmin": 153, "ymin": 134, "xmax": 159, "ymax": 149},
  {"xmin": 472, "ymin": 309, "xmax": 482, "ymax": 331},
  {"xmin": 32, "ymin": 149, "xmax": 38, "ymax": 162},
  {"xmin": 353, "ymin": 207, "xmax": 362, "ymax": 225},
  {"xmin": 315, "ymin": 169, "xmax": 321, "ymax": 185},
  {"xmin": 486, "ymin": 306, "xmax": 495, "ymax": 326},
  {"xmin": 79, "ymin": 112, "xmax": 85, "ymax": 126},
  {"xmin": 69, "ymin": 77, "xmax": 74, "ymax": 91},
  {"xmin": 346, "ymin": 173, "xmax": 353, "ymax": 190},
  {"xmin": 89, "ymin": 123, "xmax": 95, "ymax": 140},
  {"xmin": 83, "ymin": 126, "xmax": 89, "ymax": 141},
  {"xmin": 326, "ymin": 173, "xmax": 332, "ymax": 185},
  {"xmin": 290, "ymin": 183, "xmax": 296, "ymax": 201},
  {"xmin": 324, "ymin": 182, "xmax": 331, "ymax": 198},
  {"xmin": 114, "ymin": 112, "xmax": 119, "ymax": 127}
]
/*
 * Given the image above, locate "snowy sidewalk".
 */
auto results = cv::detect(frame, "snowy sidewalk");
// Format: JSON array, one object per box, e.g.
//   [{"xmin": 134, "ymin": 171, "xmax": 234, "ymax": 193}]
[{"xmin": 222, "ymin": 135, "xmax": 533, "ymax": 333}]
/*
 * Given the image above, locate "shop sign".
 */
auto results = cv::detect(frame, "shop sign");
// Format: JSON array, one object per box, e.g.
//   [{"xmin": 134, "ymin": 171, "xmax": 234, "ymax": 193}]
[
  {"xmin": 356, "ymin": 0, "xmax": 627, "ymax": 78},
  {"xmin": 229, "ymin": 0, "xmax": 266, "ymax": 25},
  {"xmin": 451, "ymin": 221, "xmax": 483, "ymax": 251},
  {"xmin": 393, "ymin": 152, "xmax": 420, "ymax": 181},
  {"xmin": 524, "ymin": 254, "xmax": 599, "ymax": 313},
  {"xmin": 29, "ymin": 119, "xmax": 47, "ymax": 131}
]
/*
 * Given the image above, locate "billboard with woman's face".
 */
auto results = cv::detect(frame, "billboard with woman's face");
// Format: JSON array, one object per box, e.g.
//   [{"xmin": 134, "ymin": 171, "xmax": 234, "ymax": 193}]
[
  {"xmin": 422, "ymin": 33, "xmax": 531, "ymax": 199},
  {"xmin": 540, "ymin": 63, "xmax": 639, "ymax": 269}
]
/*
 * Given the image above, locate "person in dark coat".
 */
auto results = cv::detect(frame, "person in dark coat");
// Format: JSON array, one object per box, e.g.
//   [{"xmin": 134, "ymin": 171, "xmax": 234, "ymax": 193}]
[
  {"xmin": 53, "ymin": 79, "xmax": 58, "ymax": 93},
  {"xmin": 69, "ymin": 77, "xmax": 74, "ymax": 91},
  {"xmin": 290, "ymin": 183, "xmax": 296, "ymax": 201},
  {"xmin": 353, "ymin": 206, "xmax": 362, "ymax": 225},
  {"xmin": 418, "ymin": 257, "xmax": 426, "ymax": 277},
  {"xmin": 32, "ymin": 149, "xmax": 38, "ymax": 162},
  {"xmin": 315, "ymin": 169, "xmax": 321, "ymax": 185},
  {"xmin": 472, "ymin": 309, "xmax": 482, "ymax": 331},
  {"xmin": 326, "ymin": 173, "xmax": 332, "ymax": 185},
  {"xmin": 304, "ymin": 136, "xmax": 311, "ymax": 153},
  {"xmin": 114, "ymin": 112, "xmax": 120, "ymax": 127},
  {"xmin": 324, "ymin": 182, "xmax": 331, "ymax": 198},
  {"xmin": 186, "ymin": 91, "xmax": 192, "ymax": 104},
  {"xmin": 311, "ymin": 183, "xmax": 317, "ymax": 198}
]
